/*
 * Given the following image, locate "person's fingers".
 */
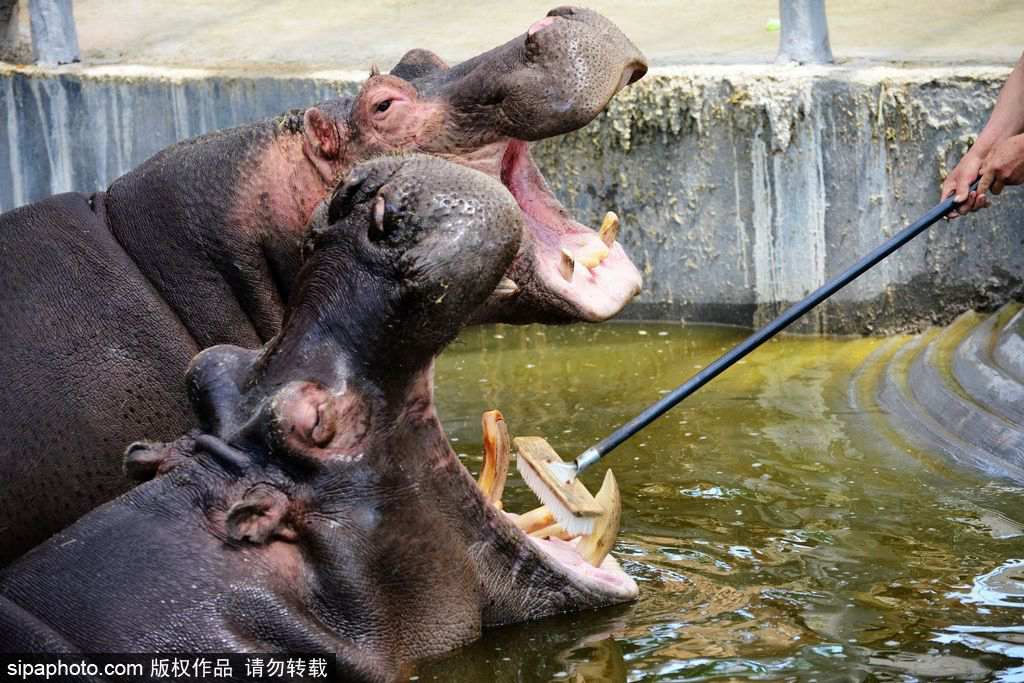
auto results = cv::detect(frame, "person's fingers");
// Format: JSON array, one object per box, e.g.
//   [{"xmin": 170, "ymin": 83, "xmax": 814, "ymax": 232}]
[
  {"xmin": 977, "ymin": 169, "xmax": 995, "ymax": 197},
  {"xmin": 955, "ymin": 173, "xmax": 974, "ymax": 202},
  {"xmin": 976, "ymin": 194, "xmax": 990, "ymax": 210},
  {"xmin": 957, "ymin": 190, "xmax": 976, "ymax": 215},
  {"xmin": 941, "ymin": 175, "xmax": 956, "ymax": 200},
  {"xmin": 992, "ymin": 177, "xmax": 1005, "ymax": 195}
]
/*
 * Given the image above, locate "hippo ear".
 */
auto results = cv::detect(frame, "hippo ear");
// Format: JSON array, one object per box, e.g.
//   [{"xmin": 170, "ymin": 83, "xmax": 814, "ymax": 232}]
[
  {"xmin": 123, "ymin": 439, "xmax": 189, "ymax": 482},
  {"xmin": 225, "ymin": 484, "xmax": 296, "ymax": 545},
  {"xmin": 390, "ymin": 48, "xmax": 449, "ymax": 82},
  {"xmin": 303, "ymin": 106, "xmax": 343, "ymax": 160}
]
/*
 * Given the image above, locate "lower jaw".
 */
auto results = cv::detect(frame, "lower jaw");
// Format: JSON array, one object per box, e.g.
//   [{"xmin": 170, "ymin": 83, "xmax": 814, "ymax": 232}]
[
  {"xmin": 472, "ymin": 412, "xmax": 639, "ymax": 602},
  {"xmin": 475, "ymin": 252, "xmax": 642, "ymax": 325},
  {"xmin": 530, "ymin": 536, "xmax": 638, "ymax": 595}
]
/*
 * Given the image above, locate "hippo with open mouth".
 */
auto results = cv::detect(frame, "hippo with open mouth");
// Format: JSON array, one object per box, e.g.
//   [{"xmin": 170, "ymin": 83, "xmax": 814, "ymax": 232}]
[
  {"xmin": 0, "ymin": 6, "xmax": 646, "ymax": 563},
  {"xmin": 0, "ymin": 156, "xmax": 636, "ymax": 680}
]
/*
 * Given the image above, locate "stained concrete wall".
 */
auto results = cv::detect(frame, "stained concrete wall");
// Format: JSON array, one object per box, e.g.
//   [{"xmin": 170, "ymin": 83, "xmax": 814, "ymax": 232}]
[
  {"xmin": 1, "ymin": 63, "xmax": 1021, "ymax": 333},
  {"xmin": 532, "ymin": 65, "xmax": 1024, "ymax": 333}
]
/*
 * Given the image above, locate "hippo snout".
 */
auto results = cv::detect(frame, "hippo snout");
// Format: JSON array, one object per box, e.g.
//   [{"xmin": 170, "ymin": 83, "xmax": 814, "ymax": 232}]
[
  {"xmin": 538, "ymin": 5, "xmax": 648, "ymax": 90},
  {"xmin": 542, "ymin": 6, "xmax": 647, "ymax": 79}
]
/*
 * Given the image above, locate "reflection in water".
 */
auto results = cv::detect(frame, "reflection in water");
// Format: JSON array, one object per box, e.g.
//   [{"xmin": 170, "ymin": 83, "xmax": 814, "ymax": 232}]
[
  {"xmin": 418, "ymin": 323, "xmax": 1024, "ymax": 681},
  {"xmin": 948, "ymin": 559, "xmax": 1024, "ymax": 608},
  {"xmin": 932, "ymin": 559, "xmax": 1024, "ymax": 682},
  {"xmin": 415, "ymin": 608, "xmax": 635, "ymax": 682}
]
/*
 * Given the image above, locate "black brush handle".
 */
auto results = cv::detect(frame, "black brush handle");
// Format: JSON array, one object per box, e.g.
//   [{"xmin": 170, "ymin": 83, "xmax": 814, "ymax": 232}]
[{"xmin": 575, "ymin": 181, "xmax": 978, "ymax": 473}]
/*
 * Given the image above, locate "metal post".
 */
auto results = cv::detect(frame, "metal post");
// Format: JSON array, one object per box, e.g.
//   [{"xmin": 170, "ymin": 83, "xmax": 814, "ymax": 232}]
[
  {"xmin": 0, "ymin": 0, "xmax": 16, "ymax": 24},
  {"xmin": 29, "ymin": 0, "xmax": 79, "ymax": 65},
  {"xmin": 776, "ymin": 0, "xmax": 833, "ymax": 65},
  {"xmin": 0, "ymin": 0, "xmax": 32, "ymax": 63}
]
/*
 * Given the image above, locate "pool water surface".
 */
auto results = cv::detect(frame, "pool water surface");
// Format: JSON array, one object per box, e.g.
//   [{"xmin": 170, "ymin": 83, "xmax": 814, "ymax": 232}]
[{"xmin": 417, "ymin": 323, "xmax": 1023, "ymax": 682}]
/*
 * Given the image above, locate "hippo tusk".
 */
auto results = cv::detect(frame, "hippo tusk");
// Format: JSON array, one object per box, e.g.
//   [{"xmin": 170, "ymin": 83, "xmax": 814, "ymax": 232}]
[
  {"xmin": 495, "ymin": 277, "xmax": 519, "ymax": 297},
  {"xmin": 558, "ymin": 248, "xmax": 576, "ymax": 282},
  {"xmin": 577, "ymin": 469, "xmax": 622, "ymax": 567},
  {"xmin": 477, "ymin": 410, "xmax": 510, "ymax": 508},
  {"xmin": 598, "ymin": 211, "xmax": 620, "ymax": 247}
]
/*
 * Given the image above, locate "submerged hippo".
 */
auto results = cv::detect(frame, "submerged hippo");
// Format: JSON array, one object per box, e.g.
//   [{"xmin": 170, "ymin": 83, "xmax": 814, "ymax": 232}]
[
  {"xmin": 0, "ymin": 156, "xmax": 637, "ymax": 680},
  {"xmin": 0, "ymin": 7, "xmax": 646, "ymax": 563}
]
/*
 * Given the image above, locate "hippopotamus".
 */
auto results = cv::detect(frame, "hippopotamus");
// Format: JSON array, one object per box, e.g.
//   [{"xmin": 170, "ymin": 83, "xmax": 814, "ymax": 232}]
[
  {"xmin": 0, "ymin": 156, "xmax": 637, "ymax": 681},
  {"xmin": 0, "ymin": 7, "xmax": 646, "ymax": 563}
]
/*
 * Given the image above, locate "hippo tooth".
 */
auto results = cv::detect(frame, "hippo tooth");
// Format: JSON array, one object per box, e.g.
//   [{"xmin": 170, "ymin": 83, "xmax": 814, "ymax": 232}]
[
  {"xmin": 476, "ymin": 410, "xmax": 510, "ymax": 507},
  {"xmin": 495, "ymin": 277, "xmax": 519, "ymax": 297},
  {"xmin": 513, "ymin": 505, "xmax": 555, "ymax": 534},
  {"xmin": 576, "ymin": 243, "xmax": 610, "ymax": 270},
  {"xmin": 559, "ymin": 248, "xmax": 576, "ymax": 282},
  {"xmin": 598, "ymin": 211, "xmax": 620, "ymax": 247},
  {"xmin": 529, "ymin": 522, "xmax": 573, "ymax": 541},
  {"xmin": 578, "ymin": 469, "xmax": 622, "ymax": 567}
]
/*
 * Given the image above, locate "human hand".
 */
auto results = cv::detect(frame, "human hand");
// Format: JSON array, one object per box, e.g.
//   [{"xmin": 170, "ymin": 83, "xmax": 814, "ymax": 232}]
[
  {"xmin": 978, "ymin": 133, "xmax": 1024, "ymax": 199},
  {"xmin": 941, "ymin": 149, "xmax": 985, "ymax": 219}
]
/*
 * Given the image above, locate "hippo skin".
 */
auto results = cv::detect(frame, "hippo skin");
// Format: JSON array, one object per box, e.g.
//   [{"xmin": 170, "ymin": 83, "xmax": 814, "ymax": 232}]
[
  {"xmin": 0, "ymin": 7, "xmax": 647, "ymax": 563},
  {"xmin": 0, "ymin": 156, "xmax": 638, "ymax": 681}
]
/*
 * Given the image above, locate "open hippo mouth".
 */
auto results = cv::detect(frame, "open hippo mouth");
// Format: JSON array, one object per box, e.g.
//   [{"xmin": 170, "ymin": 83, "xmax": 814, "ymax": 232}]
[
  {"xmin": 468, "ymin": 411, "xmax": 638, "ymax": 611},
  {"xmin": 492, "ymin": 139, "xmax": 644, "ymax": 323},
  {"xmin": 362, "ymin": 5, "xmax": 648, "ymax": 324},
  {"xmin": 93, "ymin": 156, "xmax": 638, "ymax": 671}
]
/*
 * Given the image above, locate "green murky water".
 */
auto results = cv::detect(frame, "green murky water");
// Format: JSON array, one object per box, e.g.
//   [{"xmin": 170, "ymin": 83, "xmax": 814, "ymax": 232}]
[{"xmin": 419, "ymin": 323, "xmax": 1024, "ymax": 682}]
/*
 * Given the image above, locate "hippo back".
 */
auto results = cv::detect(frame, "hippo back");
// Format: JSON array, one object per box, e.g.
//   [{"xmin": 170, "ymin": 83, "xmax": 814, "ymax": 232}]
[{"xmin": 0, "ymin": 193, "xmax": 197, "ymax": 563}]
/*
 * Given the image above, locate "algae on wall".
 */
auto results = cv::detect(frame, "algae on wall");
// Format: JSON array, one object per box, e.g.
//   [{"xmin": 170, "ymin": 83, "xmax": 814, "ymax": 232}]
[{"xmin": 1, "ymin": 63, "xmax": 1021, "ymax": 334}]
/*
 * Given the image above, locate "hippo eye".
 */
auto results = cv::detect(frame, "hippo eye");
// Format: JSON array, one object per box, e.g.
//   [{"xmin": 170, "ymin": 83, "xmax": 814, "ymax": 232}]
[
  {"xmin": 310, "ymin": 402, "xmax": 335, "ymax": 447},
  {"xmin": 375, "ymin": 99, "xmax": 392, "ymax": 113},
  {"xmin": 372, "ymin": 195, "xmax": 387, "ymax": 235},
  {"xmin": 369, "ymin": 193, "xmax": 405, "ymax": 244}
]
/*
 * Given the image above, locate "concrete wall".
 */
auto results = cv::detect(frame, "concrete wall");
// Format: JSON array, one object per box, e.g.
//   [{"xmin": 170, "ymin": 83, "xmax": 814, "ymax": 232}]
[{"xmin": 1, "ymin": 63, "xmax": 1021, "ymax": 333}]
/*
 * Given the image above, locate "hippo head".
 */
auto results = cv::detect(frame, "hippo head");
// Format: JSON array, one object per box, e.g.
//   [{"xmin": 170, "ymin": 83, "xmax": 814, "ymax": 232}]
[
  {"xmin": 302, "ymin": 7, "xmax": 646, "ymax": 323},
  {"xmin": 128, "ymin": 156, "xmax": 636, "ymax": 675}
]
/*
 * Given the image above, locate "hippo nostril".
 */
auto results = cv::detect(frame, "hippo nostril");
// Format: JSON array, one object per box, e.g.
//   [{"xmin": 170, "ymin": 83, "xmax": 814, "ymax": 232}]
[
  {"xmin": 625, "ymin": 61, "xmax": 648, "ymax": 86},
  {"xmin": 546, "ymin": 6, "xmax": 576, "ymax": 18}
]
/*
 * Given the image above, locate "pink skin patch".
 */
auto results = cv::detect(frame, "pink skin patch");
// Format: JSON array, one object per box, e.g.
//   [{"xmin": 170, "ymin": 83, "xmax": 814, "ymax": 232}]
[
  {"xmin": 500, "ymin": 139, "xmax": 643, "ymax": 321},
  {"xmin": 354, "ymin": 76, "xmax": 446, "ymax": 152},
  {"xmin": 527, "ymin": 16, "xmax": 557, "ymax": 36}
]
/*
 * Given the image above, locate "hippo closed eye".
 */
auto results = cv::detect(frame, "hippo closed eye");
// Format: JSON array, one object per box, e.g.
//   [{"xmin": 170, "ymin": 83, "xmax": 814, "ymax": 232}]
[
  {"xmin": 0, "ymin": 8, "xmax": 647, "ymax": 564},
  {"xmin": 0, "ymin": 156, "xmax": 636, "ymax": 680}
]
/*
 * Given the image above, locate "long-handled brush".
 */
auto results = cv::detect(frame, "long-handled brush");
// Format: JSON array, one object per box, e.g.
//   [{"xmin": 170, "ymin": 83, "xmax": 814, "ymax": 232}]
[{"xmin": 517, "ymin": 183, "xmax": 978, "ymax": 534}]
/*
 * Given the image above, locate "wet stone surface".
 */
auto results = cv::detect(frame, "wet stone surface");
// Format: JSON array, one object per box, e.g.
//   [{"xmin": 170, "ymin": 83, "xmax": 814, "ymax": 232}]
[{"xmin": 419, "ymin": 322, "xmax": 1024, "ymax": 681}]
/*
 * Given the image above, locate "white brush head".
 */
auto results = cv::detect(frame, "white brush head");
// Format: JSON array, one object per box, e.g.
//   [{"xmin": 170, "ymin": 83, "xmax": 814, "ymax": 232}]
[{"xmin": 517, "ymin": 455, "xmax": 596, "ymax": 536}]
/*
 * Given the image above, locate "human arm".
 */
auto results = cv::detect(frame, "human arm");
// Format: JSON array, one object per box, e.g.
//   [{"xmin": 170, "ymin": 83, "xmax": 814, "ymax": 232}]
[{"xmin": 942, "ymin": 51, "xmax": 1024, "ymax": 216}]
